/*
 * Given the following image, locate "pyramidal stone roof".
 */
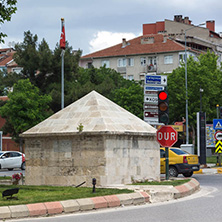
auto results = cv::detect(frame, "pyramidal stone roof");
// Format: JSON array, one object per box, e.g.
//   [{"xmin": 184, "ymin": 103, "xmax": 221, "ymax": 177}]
[{"xmin": 22, "ymin": 90, "xmax": 156, "ymax": 136}]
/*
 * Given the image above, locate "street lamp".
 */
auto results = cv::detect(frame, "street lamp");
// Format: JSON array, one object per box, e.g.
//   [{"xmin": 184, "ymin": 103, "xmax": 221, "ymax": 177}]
[
  {"xmin": 184, "ymin": 23, "xmax": 205, "ymax": 144},
  {"xmin": 200, "ymin": 88, "xmax": 204, "ymax": 112}
]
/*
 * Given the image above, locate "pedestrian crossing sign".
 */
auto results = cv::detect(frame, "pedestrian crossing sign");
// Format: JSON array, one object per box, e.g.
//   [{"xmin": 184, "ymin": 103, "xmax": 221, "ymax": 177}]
[{"xmin": 213, "ymin": 119, "xmax": 222, "ymax": 130}]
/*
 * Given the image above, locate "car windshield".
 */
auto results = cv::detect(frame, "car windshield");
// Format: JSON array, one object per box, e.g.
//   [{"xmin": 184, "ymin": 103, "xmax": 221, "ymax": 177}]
[
  {"xmin": 170, "ymin": 148, "xmax": 188, "ymax": 155},
  {"xmin": 0, "ymin": 152, "xmax": 3, "ymax": 156}
]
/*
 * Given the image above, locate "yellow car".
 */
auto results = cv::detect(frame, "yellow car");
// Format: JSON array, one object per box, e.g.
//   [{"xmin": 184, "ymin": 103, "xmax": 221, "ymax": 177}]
[{"xmin": 160, "ymin": 147, "xmax": 200, "ymax": 177}]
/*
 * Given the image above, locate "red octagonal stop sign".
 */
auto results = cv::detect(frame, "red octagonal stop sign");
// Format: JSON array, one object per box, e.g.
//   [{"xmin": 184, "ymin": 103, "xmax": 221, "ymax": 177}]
[{"xmin": 156, "ymin": 126, "xmax": 178, "ymax": 147}]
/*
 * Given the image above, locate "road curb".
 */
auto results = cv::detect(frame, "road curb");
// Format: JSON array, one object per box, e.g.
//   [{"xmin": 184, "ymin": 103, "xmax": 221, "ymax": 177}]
[
  {"xmin": 0, "ymin": 178, "xmax": 199, "ymax": 220},
  {"xmin": 194, "ymin": 168, "xmax": 222, "ymax": 174}
]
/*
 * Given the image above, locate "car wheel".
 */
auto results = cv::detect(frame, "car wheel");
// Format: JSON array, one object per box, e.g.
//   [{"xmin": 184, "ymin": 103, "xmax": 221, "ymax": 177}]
[
  {"xmin": 169, "ymin": 166, "xmax": 178, "ymax": 177},
  {"xmin": 183, "ymin": 171, "xmax": 193, "ymax": 177},
  {"xmin": 21, "ymin": 162, "xmax": 26, "ymax": 170},
  {"xmin": 8, "ymin": 168, "xmax": 13, "ymax": 171}
]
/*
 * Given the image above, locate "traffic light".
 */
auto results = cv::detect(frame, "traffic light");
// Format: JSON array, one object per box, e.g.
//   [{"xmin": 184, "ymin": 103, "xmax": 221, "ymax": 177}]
[{"xmin": 158, "ymin": 90, "xmax": 169, "ymax": 124}]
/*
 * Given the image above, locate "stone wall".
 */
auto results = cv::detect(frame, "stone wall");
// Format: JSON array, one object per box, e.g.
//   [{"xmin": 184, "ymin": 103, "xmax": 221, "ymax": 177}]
[
  {"xmin": 104, "ymin": 134, "xmax": 160, "ymax": 185},
  {"xmin": 25, "ymin": 134, "xmax": 106, "ymax": 187},
  {"xmin": 24, "ymin": 133, "xmax": 159, "ymax": 187}
]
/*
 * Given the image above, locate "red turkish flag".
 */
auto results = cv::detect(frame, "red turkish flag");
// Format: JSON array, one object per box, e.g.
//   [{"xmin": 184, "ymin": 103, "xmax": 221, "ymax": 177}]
[{"xmin": 60, "ymin": 20, "xmax": 66, "ymax": 49}]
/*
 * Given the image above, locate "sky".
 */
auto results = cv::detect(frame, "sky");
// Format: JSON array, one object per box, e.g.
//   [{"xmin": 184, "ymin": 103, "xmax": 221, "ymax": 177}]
[{"xmin": 1, "ymin": 0, "xmax": 222, "ymax": 56}]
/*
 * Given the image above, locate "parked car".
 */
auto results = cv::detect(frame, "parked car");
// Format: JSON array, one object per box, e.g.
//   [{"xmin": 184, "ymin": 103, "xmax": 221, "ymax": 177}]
[
  {"xmin": 160, "ymin": 147, "xmax": 200, "ymax": 177},
  {"xmin": 0, "ymin": 151, "xmax": 25, "ymax": 171}
]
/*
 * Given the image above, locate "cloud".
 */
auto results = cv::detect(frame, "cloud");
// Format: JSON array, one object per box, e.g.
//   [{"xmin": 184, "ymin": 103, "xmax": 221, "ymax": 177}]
[{"xmin": 89, "ymin": 31, "xmax": 138, "ymax": 53}]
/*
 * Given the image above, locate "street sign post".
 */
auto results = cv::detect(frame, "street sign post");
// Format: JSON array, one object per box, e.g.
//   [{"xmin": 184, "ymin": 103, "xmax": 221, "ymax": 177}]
[
  {"xmin": 156, "ymin": 126, "xmax": 178, "ymax": 147},
  {"xmin": 145, "ymin": 75, "xmax": 167, "ymax": 86},
  {"xmin": 213, "ymin": 119, "xmax": 222, "ymax": 165},
  {"xmin": 143, "ymin": 75, "xmax": 167, "ymax": 125},
  {"xmin": 156, "ymin": 126, "xmax": 178, "ymax": 180}
]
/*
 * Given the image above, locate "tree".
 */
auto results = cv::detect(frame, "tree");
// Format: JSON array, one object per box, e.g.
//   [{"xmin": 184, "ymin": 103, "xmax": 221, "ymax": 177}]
[
  {"xmin": 13, "ymin": 32, "xmax": 82, "ymax": 112},
  {"xmin": 0, "ymin": 0, "xmax": 17, "ymax": 43},
  {"xmin": 70, "ymin": 66, "xmax": 144, "ymax": 118},
  {"xmin": 12, "ymin": 31, "xmax": 144, "ymax": 118},
  {"xmin": 14, "ymin": 31, "xmax": 39, "ymax": 84},
  {"xmin": 35, "ymin": 38, "xmax": 53, "ymax": 91},
  {"xmin": 112, "ymin": 83, "xmax": 144, "ymax": 119},
  {"xmin": 0, "ymin": 70, "xmax": 21, "ymax": 95},
  {"xmin": 0, "ymin": 79, "xmax": 52, "ymax": 142},
  {"xmin": 168, "ymin": 51, "xmax": 222, "ymax": 143}
]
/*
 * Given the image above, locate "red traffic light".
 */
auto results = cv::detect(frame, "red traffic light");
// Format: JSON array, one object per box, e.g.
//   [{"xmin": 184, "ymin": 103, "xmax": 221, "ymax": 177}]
[
  {"xmin": 158, "ymin": 90, "xmax": 169, "ymax": 124},
  {"xmin": 158, "ymin": 91, "xmax": 167, "ymax": 100}
]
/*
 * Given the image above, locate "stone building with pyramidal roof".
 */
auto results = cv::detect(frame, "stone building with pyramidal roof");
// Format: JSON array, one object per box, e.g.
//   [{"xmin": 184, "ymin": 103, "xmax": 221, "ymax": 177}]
[{"xmin": 21, "ymin": 91, "xmax": 160, "ymax": 186}]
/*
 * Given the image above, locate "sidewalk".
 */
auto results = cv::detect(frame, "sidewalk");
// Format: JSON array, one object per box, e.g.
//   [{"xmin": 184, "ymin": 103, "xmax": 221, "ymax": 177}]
[{"xmin": 0, "ymin": 178, "xmax": 200, "ymax": 220}]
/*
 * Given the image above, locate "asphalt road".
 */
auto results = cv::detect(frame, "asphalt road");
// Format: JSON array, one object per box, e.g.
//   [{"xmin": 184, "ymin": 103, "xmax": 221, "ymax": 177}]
[
  {"xmin": 0, "ymin": 169, "xmax": 25, "ymax": 177},
  {"xmin": 7, "ymin": 174, "xmax": 222, "ymax": 222}
]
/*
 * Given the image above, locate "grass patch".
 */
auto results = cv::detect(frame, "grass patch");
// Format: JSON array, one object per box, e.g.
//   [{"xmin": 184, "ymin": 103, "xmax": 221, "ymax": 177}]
[
  {"xmin": 0, "ymin": 176, "xmax": 11, "ymax": 180},
  {"xmin": 132, "ymin": 179, "xmax": 190, "ymax": 186},
  {"xmin": 207, "ymin": 156, "xmax": 217, "ymax": 164},
  {"xmin": 0, "ymin": 185, "xmax": 133, "ymax": 207}
]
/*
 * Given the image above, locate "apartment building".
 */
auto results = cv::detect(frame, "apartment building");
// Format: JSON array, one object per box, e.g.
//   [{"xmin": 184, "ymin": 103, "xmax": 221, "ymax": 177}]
[{"xmin": 80, "ymin": 15, "xmax": 222, "ymax": 81}]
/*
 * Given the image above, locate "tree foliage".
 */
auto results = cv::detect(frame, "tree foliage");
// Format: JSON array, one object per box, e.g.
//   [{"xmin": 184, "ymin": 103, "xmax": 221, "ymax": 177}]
[
  {"xmin": 14, "ymin": 31, "xmax": 39, "ymax": 84},
  {"xmin": 1, "ymin": 30, "xmax": 144, "ymax": 143},
  {"xmin": 13, "ymin": 32, "xmax": 143, "ymax": 116},
  {"xmin": 0, "ymin": 0, "xmax": 17, "ymax": 43},
  {"xmin": 112, "ymin": 83, "xmax": 144, "ymax": 119},
  {"xmin": 0, "ymin": 79, "xmax": 52, "ymax": 141},
  {"xmin": 168, "ymin": 51, "xmax": 222, "ymax": 129}
]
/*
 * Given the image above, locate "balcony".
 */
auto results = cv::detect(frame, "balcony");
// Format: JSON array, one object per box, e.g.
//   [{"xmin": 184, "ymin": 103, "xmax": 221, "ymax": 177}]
[
  {"xmin": 140, "ymin": 65, "xmax": 157, "ymax": 73},
  {"xmin": 117, "ymin": 67, "xmax": 126, "ymax": 73}
]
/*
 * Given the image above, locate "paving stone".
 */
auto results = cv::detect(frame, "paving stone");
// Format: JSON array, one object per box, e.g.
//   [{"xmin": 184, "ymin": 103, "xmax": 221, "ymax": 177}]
[
  {"xmin": 0, "ymin": 206, "xmax": 11, "ymax": 219},
  {"xmin": 9, "ymin": 205, "xmax": 29, "ymax": 218},
  {"xmin": 129, "ymin": 192, "xmax": 145, "ymax": 205},
  {"xmin": 116, "ymin": 194, "xmax": 133, "ymax": 206},
  {"xmin": 91, "ymin": 196, "xmax": 108, "ymax": 209},
  {"xmin": 76, "ymin": 198, "xmax": 94, "ymax": 211},
  {"xmin": 44, "ymin": 202, "xmax": 63, "ymax": 215},
  {"xmin": 104, "ymin": 195, "xmax": 120, "ymax": 207},
  {"xmin": 27, "ymin": 203, "xmax": 47, "ymax": 216},
  {"xmin": 60, "ymin": 199, "xmax": 80, "ymax": 213},
  {"xmin": 140, "ymin": 192, "xmax": 150, "ymax": 202}
]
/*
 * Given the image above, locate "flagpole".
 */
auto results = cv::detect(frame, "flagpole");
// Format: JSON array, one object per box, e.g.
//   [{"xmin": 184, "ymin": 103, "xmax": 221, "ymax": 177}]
[
  {"xmin": 61, "ymin": 48, "xmax": 64, "ymax": 109},
  {"xmin": 60, "ymin": 18, "xmax": 65, "ymax": 109}
]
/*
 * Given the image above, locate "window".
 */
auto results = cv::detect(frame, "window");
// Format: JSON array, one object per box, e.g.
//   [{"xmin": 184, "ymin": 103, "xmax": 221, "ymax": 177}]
[
  {"xmin": 101, "ymin": 60, "xmax": 110, "ymax": 68},
  {"xmin": 11, "ymin": 152, "xmax": 21, "ymax": 157},
  {"xmin": 87, "ymin": 62, "xmax": 93, "ymax": 68},
  {"xmin": 128, "ymin": 58, "xmax": 134, "ymax": 66},
  {"xmin": 164, "ymin": 55, "xmax": 173, "ymax": 64},
  {"xmin": 179, "ymin": 54, "xmax": 185, "ymax": 63},
  {"xmin": 160, "ymin": 149, "xmax": 165, "ymax": 158},
  {"xmin": 148, "ymin": 57, "xmax": 156, "ymax": 65},
  {"xmin": 128, "ymin": 75, "xmax": 134, "ymax": 81},
  {"xmin": 117, "ymin": 58, "xmax": 126, "ymax": 67},
  {"xmin": 170, "ymin": 148, "xmax": 188, "ymax": 155},
  {"xmin": 12, "ymin": 68, "xmax": 22, "ymax": 74},
  {"xmin": 140, "ymin": 57, "xmax": 146, "ymax": 66}
]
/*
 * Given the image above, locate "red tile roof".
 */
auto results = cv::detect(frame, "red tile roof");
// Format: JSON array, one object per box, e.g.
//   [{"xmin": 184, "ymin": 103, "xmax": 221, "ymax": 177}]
[
  {"xmin": 0, "ymin": 96, "xmax": 9, "ymax": 101},
  {"xmin": 0, "ymin": 51, "xmax": 16, "ymax": 67},
  {"xmin": 81, "ymin": 34, "xmax": 186, "ymax": 59}
]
